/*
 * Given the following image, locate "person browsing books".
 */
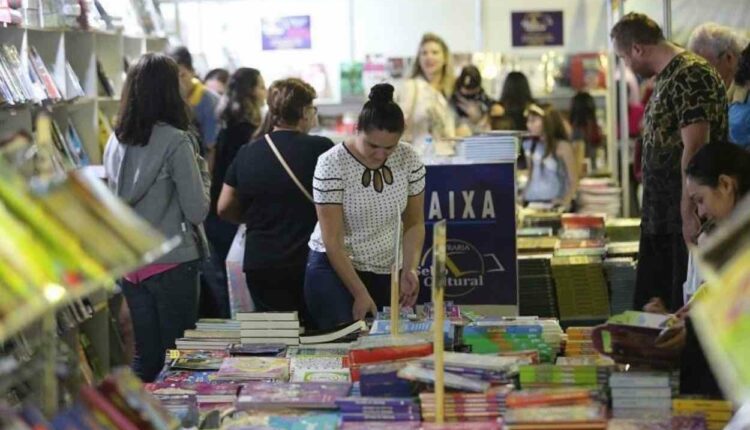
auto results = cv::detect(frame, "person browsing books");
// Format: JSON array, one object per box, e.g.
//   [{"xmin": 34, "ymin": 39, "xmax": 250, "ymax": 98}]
[
  {"xmin": 305, "ymin": 83, "xmax": 426, "ymax": 330},
  {"xmin": 203, "ymin": 68, "xmax": 267, "ymax": 318},
  {"xmin": 217, "ymin": 78, "xmax": 333, "ymax": 325},
  {"xmin": 103, "ymin": 53, "xmax": 211, "ymax": 382},
  {"xmin": 652, "ymin": 142, "xmax": 750, "ymax": 396},
  {"xmin": 522, "ymin": 103, "xmax": 579, "ymax": 210}
]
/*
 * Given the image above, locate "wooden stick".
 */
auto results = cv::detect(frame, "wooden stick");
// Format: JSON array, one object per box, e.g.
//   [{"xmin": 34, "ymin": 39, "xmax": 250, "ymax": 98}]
[
  {"xmin": 390, "ymin": 219, "xmax": 403, "ymax": 336},
  {"xmin": 432, "ymin": 220, "xmax": 447, "ymax": 424}
]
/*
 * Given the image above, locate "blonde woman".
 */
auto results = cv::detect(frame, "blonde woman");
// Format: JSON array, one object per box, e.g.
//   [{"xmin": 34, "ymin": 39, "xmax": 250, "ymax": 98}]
[{"xmin": 398, "ymin": 33, "xmax": 456, "ymax": 154}]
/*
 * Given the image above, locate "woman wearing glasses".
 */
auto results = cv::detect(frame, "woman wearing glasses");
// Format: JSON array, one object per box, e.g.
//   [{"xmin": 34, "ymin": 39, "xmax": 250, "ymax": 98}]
[{"xmin": 217, "ymin": 78, "xmax": 333, "ymax": 325}]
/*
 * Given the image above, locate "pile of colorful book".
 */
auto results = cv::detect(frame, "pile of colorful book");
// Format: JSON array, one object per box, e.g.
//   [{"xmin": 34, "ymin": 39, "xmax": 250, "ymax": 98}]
[
  {"xmin": 503, "ymin": 387, "xmax": 608, "ymax": 429},
  {"xmin": 463, "ymin": 317, "xmax": 563, "ymax": 362},
  {"xmin": 521, "ymin": 210, "xmax": 562, "ymax": 234},
  {"xmin": 519, "ymin": 364, "xmax": 609, "ymax": 391},
  {"xmin": 609, "ymin": 371, "xmax": 676, "ymax": 419},
  {"xmin": 517, "ymin": 255, "xmax": 558, "ymax": 318},
  {"xmin": 672, "ymin": 398, "xmax": 734, "ymax": 430},
  {"xmin": 563, "ymin": 326, "xmax": 598, "ymax": 357},
  {"xmin": 336, "ymin": 397, "xmax": 421, "ymax": 423},
  {"xmin": 419, "ymin": 385, "xmax": 513, "ymax": 422},
  {"xmin": 577, "ymin": 177, "xmax": 622, "ymax": 217},
  {"xmin": 551, "ymin": 255, "xmax": 610, "ymax": 323},
  {"xmin": 175, "ymin": 318, "xmax": 241, "ymax": 350}
]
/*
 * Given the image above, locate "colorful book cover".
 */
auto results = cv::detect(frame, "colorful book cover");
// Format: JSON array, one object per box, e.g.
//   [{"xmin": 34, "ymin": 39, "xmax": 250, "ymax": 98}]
[
  {"xmin": 237, "ymin": 381, "xmax": 351, "ymax": 409},
  {"xmin": 336, "ymin": 397, "xmax": 418, "ymax": 408},
  {"xmin": 170, "ymin": 350, "xmax": 227, "ymax": 371},
  {"xmin": 292, "ymin": 369, "xmax": 351, "ymax": 383},
  {"xmin": 216, "ymin": 357, "xmax": 289, "ymax": 381},
  {"xmin": 156, "ymin": 370, "xmax": 217, "ymax": 384}
]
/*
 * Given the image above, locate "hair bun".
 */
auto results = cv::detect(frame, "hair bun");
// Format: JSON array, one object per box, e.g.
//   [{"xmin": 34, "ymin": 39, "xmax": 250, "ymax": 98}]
[{"xmin": 369, "ymin": 83, "xmax": 395, "ymax": 105}]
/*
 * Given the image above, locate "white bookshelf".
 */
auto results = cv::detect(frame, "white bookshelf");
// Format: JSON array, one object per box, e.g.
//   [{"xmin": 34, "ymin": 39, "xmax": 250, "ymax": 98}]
[{"xmin": 0, "ymin": 26, "xmax": 168, "ymax": 163}]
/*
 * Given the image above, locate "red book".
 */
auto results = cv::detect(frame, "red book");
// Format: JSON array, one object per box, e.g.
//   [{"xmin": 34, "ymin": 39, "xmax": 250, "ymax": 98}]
[
  {"xmin": 79, "ymin": 385, "xmax": 138, "ymax": 430},
  {"xmin": 506, "ymin": 389, "xmax": 595, "ymax": 408},
  {"xmin": 348, "ymin": 343, "xmax": 434, "ymax": 366}
]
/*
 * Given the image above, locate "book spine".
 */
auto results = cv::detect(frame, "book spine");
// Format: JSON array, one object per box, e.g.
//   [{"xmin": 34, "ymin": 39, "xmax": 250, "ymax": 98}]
[
  {"xmin": 612, "ymin": 397, "xmax": 672, "ymax": 410},
  {"xmin": 79, "ymin": 386, "xmax": 139, "ymax": 430},
  {"xmin": 611, "ymin": 387, "xmax": 672, "ymax": 398},
  {"xmin": 609, "ymin": 376, "xmax": 670, "ymax": 388},
  {"xmin": 348, "ymin": 344, "xmax": 433, "ymax": 365}
]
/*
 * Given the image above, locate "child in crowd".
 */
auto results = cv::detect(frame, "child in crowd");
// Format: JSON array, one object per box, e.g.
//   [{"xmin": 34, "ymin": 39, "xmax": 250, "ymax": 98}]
[{"xmin": 522, "ymin": 103, "xmax": 579, "ymax": 210}]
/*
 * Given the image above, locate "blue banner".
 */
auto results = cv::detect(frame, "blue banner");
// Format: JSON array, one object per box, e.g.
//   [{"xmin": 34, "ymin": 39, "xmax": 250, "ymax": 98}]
[
  {"xmin": 261, "ymin": 15, "xmax": 312, "ymax": 51},
  {"xmin": 511, "ymin": 11, "xmax": 564, "ymax": 47},
  {"xmin": 418, "ymin": 164, "xmax": 518, "ymax": 306}
]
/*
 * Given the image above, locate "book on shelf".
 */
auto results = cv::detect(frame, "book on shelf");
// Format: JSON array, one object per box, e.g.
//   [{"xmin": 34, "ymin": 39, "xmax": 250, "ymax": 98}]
[
  {"xmin": 65, "ymin": 61, "xmax": 86, "ymax": 99},
  {"xmin": 29, "ymin": 46, "xmax": 62, "ymax": 102},
  {"xmin": 66, "ymin": 119, "xmax": 89, "ymax": 166},
  {"xmin": 96, "ymin": 59, "xmax": 114, "ymax": 97},
  {"xmin": 1, "ymin": 44, "xmax": 36, "ymax": 104}
]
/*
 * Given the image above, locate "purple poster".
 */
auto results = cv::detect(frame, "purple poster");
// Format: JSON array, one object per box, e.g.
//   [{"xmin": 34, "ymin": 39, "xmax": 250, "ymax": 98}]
[
  {"xmin": 261, "ymin": 15, "xmax": 311, "ymax": 51},
  {"xmin": 511, "ymin": 11, "xmax": 564, "ymax": 47}
]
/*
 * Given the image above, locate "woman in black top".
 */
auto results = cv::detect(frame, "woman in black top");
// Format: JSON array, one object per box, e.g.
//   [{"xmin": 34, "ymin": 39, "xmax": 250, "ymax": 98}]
[
  {"xmin": 496, "ymin": 71, "xmax": 534, "ymax": 131},
  {"xmin": 217, "ymin": 78, "xmax": 333, "ymax": 323},
  {"xmin": 205, "ymin": 68, "xmax": 266, "ymax": 273}
]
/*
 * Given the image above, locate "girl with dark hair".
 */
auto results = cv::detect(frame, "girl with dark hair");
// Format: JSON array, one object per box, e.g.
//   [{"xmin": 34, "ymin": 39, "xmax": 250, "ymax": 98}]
[
  {"xmin": 651, "ymin": 142, "xmax": 750, "ymax": 398},
  {"xmin": 397, "ymin": 33, "xmax": 456, "ymax": 153},
  {"xmin": 497, "ymin": 71, "xmax": 534, "ymax": 131},
  {"xmin": 305, "ymin": 83, "xmax": 426, "ymax": 330},
  {"xmin": 729, "ymin": 42, "xmax": 750, "ymax": 149},
  {"xmin": 204, "ymin": 68, "xmax": 230, "ymax": 95},
  {"xmin": 451, "ymin": 65, "xmax": 497, "ymax": 136},
  {"xmin": 217, "ymin": 78, "xmax": 333, "ymax": 323},
  {"xmin": 104, "ymin": 53, "xmax": 210, "ymax": 382},
  {"xmin": 569, "ymin": 92, "xmax": 603, "ymax": 170},
  {"xmin": 522, "ymin": 103, "xmax": 579, "ymax": 209}
]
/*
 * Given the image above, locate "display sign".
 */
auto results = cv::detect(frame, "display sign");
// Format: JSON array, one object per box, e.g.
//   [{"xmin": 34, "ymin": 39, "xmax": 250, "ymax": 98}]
[
  {"xmin": 261, "ymin": 15, "xmax": 312, "ymax": 51},
  {"xmin": 511, "ymin": 11, "xmax": 564, "ymax": 47},
  {"xmin": 418, "ymin": 164, "xmax": 518, "ymax": 307}
]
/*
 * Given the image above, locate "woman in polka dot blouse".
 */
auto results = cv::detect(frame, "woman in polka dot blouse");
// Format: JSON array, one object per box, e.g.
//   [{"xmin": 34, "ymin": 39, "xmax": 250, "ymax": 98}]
[{"xmin": 304, "ymin": 83, "xmax": 427, "ymax": 330}]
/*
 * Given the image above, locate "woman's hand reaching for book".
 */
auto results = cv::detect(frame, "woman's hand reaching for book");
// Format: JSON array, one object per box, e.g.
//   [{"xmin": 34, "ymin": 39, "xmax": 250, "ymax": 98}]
[
  {"xmin": 654, "ymin": 320, "xmax": 687, "ymax": 352},
  {"xmin": 643, "ymin": 297, "xmax": 668, "ymax": 314},
  {"xmin": 352, "ymin": 290, "xmax": 377, "ymax": 321},
  {"xmin": 400, "ymin": 269, "xmax": 420, "ymax": 307}
]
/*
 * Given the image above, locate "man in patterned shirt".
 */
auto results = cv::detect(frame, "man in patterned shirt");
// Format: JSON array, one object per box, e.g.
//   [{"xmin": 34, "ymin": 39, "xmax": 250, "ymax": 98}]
[{"xmin": 611, "ymin": 13, "xmax": 727, "ymax": 312}]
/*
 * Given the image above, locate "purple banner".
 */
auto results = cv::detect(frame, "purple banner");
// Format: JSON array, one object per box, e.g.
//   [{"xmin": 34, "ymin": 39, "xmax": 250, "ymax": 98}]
[
  {"xmin": 511, "ymin": 11, "xmax": 564, "ymax": 47},
  {"xmin": 261, "ymin": 15, "xmax": 311, "ymax": 51}
]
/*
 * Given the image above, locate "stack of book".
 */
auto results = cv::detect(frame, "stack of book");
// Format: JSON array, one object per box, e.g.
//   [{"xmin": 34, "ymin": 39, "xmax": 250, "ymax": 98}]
[
  {"xmin": 347, "ymin": 334, "xmax": 433, "ymax": 381},
  {"xmin": 521, "ymin": 211, "xmax": 562, "ymax": 235},
  {"xmin": 419, "ymin": 385, "xmax": 513, "ymax": 422},
  {"xmin": 577, "ymin": 177, "xmax": 622, "ymax": 217},
  {"xmin": 518, "ymin": 255, "xmax": 558, "ymax": 318},
  {"xmin": 174, "ymin": 319, "xmax": 241, "ymax": 351},
  {"xmin": 358, "ymin": 362, "xmax": 415, "ymax": 397},
  {"xmin": 416, "ymin": 352, "xmax": 523, "ymax": 387},
  {"xmin": 238, "ymin": 311, "xmax": 301, "ymax": 346},
  {"xmin": 606, "ymin": 242, "xmax": 639, "ymax": 258},
  {"xmin": 551, "ymin": 255, "xmax": 610, "ymax": 322},
  {"xmin": 336, "ymin": 397, "xmax": 421, "ymax": 423},
  {"xmin": 517, "ymin": 237, "xmax": 559, "ymax": 255},
  {"xmin": 519, "ymin": 364, "xmax": 609, "ymax": 390},
  {"xmin": 463, "ymin": 318, "xmax": 563, "ymax": 363},
  {"xmin": 605, "ymin": 218, "xmax": 641, "ymax": 243},
  {"xmin": 609, "ymin": 371, "xmax": 675, "ymax": 419},
  {"xmin": 146, "ymin": 382, "xmax": 239, "ymax": 411},
  {"xmin": 604, "ymin": 257, "xmax": 638, "ymax": 315},
  {"xmin": 563, "ymin": 327, "xmax": 597, "ymax": 357},
  {"xmin": 607, "ymin": 416, "xmax": 707, "ymax": 430},
  {"xmin": 236, "ymin": 381, "xmax": 351, "ymax": 410},
  {"xmin": 0, "ymin": 44, "xmax": 62, "ymax": 106},
  {"xmin": 556, "ymin": 214, "xmax": 607, "ymax": 257},
  {"xmin": 503, "ymin": 403, "xmax": 608, "ymax": 429},
  {"xmin": 214, "ymin": 356, "xmax": 290, "ymax": 382},
  {"xmin": 457, "ymin": 133, "xmax": 519, "ymax": 163},
  {"xmin": 672, "ymin": 398, "xmax": 733, "ymax": 430}
]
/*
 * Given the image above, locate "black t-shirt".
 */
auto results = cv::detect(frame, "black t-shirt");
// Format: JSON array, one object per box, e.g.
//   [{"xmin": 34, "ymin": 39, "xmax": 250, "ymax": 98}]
[
  {"xmin": 224, "ymin": 130, "xmax": 334, "ymax": 270},
  {"xmin": 210, "ymin": 121, "xmax": 256, "ymax": 214}
]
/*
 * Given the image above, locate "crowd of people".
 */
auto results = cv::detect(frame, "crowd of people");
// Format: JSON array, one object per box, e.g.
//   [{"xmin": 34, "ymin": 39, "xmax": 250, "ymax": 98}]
[{"xmin": 102, "ymin": 16, "xmax": 750, "ymax": 386}]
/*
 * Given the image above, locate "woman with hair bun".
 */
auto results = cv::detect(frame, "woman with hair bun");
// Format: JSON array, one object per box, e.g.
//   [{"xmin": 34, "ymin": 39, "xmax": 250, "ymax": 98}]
[
  {"xmin": 217, "ymin": 78, "xmax": 333, "ymax": 324},
  {"xmin": 305, "ymin": 83, "xmax": 426, "ymax": 330}
]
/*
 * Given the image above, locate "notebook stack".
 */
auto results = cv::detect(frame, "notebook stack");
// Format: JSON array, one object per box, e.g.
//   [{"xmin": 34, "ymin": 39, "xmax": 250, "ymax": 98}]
[
  {"xmin": 551, "ymin": 255, "xmax": 610, "ymax": 323},
  {"xmin": 464, "ymin": 318, "xmax": 563, "ymax": 363},
  {"xmin": 672, "ymin": 398, "xmax": 733, "ymax": 430},
  {"xmin": 577, "ymin": 177, "xmax": 622, "ymax": 217},
  {"xmin": 458, "ymin": 133, "xmax": 519, "ymax": 163},
  {"xmin": 173, "ymin": 319, "xmax": 241, "ymax": 351},
  {"xmin": 609, "ymin": 371, "xmax": 676, "ymax": 419},
  {"xmin": 519, "ymin": 364, "xmax": 609, "ymax": 391},
  {"xmin": 518, "ymin": 255, "xmax": 558, "ymax": 318},
  {"xmin": 563, "ymin": 327, "xmax": 597, "ymax": 357},
  {"xmin": 336, "ymin": 397, "xmax": 421, "ymax": 423},
  {"xmin": 238, "ymin": 312, "xmax": 301, "ymax": 346},
  {"xmin": 604, "ymin": 257, "xmax": 638, "ymax": 315},
  {"xmin": 419, "ymin": 385, "xmax": 513, "ymax": 422}
]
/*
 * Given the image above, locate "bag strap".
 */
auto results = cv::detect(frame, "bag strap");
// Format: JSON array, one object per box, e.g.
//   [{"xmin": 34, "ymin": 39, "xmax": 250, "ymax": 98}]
[{"xmin": 264, "ymin": 133, "xmax": 314, "ymax": 203}]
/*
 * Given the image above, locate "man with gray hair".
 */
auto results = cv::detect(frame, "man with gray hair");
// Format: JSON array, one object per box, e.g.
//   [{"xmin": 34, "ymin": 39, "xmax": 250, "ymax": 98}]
[{"xmin": 688, "ymin": 22, "xmax": 746, "ymax": 88}]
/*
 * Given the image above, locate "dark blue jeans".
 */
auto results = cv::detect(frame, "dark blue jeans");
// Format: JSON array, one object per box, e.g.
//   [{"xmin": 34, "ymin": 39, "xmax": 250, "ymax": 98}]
[
  {"xmin": 121, "ymin": 261, "xmax": 200, "ymax": 382},
  {"xmin": 303, "ymin": 251, "xmax": 391, "ymax": 330}
]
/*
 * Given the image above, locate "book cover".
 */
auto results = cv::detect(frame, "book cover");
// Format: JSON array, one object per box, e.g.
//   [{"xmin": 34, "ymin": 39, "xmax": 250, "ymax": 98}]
[
  {"xmin": 228, "ymin": 343, "xmax": 287, "ymax": 356},
  {"xmin": 156, "ymin": 370, "xmax": 216, "ymax": 384},
  {"xmin": 396, "ymin": 364, "xmax": 490, "ymax": 392},
  {"xmin": 336, "ymin": 397, "xmax": 418, "ymax": 409},
  {"xmin": 216, "ymin": 356, "xmax": 289, "ymax": 381},
  {"xmin": 341, "ymin": 412, "xmax": 420, "ymax": 422},
  {"xmin": 28, "ymin": 46, "xmax": 61, "ymax": 101},
  {"xmin": 291, "ymin": 368, "xmax": 351, "ymax": 383},
  {"xmin": 506, "ymin": 388, "xmax": 594, "ymax": 408},
  {"xmin": 236, "ymin": 381, "xmax": 351, "ymax": 409},
  {"xmin": 145, "ymin": 382, "xmax": 239, "ymax": 403},
  {"xmin": 170, "ymin": 350, "xmax": 227, "ymax": 371},
  {"xmin": 301, "ymin": 320, "xmax": 367, "ymax": 344}
]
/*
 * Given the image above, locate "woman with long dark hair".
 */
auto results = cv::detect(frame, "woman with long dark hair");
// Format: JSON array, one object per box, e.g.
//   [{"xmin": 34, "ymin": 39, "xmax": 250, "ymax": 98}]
[
  {"xmin": 498, "ymin": 71, "xmax": 534, "ymax": 130},
  {"xmin": 217, "ymin": 78, "xmax": 333, "ymax": 324},
  {"xmin": 104, "ymin": 53, "xmax": 210, "ymax": 382}
]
